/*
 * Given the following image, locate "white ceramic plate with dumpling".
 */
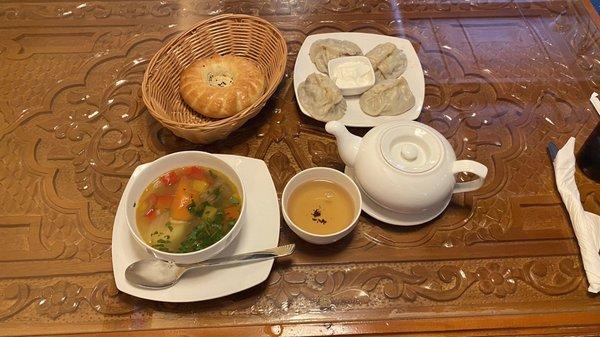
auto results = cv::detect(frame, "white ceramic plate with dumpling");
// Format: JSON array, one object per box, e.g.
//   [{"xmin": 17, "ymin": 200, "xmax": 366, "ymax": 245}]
[{"xmin": 293, "ymin": 32, "xmax": 425, "ymax": 127}]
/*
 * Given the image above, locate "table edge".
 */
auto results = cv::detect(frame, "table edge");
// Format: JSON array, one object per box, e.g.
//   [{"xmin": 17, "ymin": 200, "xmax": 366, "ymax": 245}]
[{"xmin": 32, "ymin": 310, "xmax": 600, "ymax": 337}]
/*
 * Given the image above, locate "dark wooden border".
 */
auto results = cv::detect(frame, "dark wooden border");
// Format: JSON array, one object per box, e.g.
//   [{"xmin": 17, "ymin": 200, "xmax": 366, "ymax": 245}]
[{"xmin": 41, "ymin": 311, "xmax": 600, "ymax": 336}]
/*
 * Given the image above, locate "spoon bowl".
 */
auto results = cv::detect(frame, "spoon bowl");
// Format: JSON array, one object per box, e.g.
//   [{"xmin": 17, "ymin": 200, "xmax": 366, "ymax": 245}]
[{"xmin": 125, "ymin": 259, "xmax": 184, "ymax": 288}]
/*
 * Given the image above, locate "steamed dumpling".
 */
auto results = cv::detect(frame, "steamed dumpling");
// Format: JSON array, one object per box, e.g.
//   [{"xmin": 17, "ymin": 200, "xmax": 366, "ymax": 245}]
[
  {"xmin": 298, "ymin": 73, "xmax": 346, "ymax": 121},
  {"xmin": 365, "ymin": 42, "xmax": 407, "ymax": 82},
  {"xmin": 359, "ymin": 77, "xmax": 414, "ymax": 116},
  {"xmin": 309, "ymin": 39, "xmax": 362, "ymax": 73}
]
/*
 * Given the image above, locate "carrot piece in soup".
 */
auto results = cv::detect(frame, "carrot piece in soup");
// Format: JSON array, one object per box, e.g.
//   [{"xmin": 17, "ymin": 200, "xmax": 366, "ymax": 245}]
[
  {"xmin": 170, "ymin": 178, "xmax": 194, "ymax": 221},
  {"xmin": 224, "ymin": 206, "xmax": 239, "ymax": 220},
  {"xmin": 155, "ymin": 195, "xmax": 174, "ymax": 209}
]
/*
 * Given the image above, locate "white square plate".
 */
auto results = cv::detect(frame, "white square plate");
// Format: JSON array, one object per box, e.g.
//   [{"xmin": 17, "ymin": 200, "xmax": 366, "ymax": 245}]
[
  {"xmin": 293, "ymin": 32, "xmax": 425, "ymax": 127},
  {"xmin": 111, "ymin": 155, "xmax": 280, "ymax": 302}
]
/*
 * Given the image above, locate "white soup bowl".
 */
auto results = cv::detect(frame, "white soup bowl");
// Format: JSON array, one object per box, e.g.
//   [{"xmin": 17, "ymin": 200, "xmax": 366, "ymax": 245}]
[{"xmin": 123, "ymin": 151, "xmax": 246, "ymax": 264}]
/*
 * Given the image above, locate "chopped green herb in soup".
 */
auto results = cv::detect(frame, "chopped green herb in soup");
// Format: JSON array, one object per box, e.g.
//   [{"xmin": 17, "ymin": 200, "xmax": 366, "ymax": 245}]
[{"xmin": 135, "ymin": 166, "xmax": 241, "ymax": 253}]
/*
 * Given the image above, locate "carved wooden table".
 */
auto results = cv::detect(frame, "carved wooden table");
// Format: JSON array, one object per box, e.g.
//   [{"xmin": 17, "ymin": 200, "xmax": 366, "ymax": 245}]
[{"xmin": 1, "ymin": 0, "xmax": 600, "ymax": 336}]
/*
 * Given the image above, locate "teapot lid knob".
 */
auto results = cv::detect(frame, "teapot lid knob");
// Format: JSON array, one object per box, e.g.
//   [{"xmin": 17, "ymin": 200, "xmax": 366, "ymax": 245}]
[
  {"xmin": 401, "ymin": 144, "xmax": 418, "ymax": 161},
  {"xmin": 380, "ymin": 123, "xmax": 443, "ymax": 173}
]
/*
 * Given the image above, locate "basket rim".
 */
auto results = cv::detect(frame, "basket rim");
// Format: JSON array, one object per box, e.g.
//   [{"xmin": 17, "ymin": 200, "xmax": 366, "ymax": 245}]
[{"xmin": 141, "ymin": 14, "xmax": 287, "ymax": 129}]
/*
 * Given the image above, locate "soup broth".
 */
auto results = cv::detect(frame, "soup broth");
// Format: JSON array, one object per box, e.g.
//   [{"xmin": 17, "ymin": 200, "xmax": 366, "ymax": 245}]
[
  {"xmin": 287, "ymin": 180, "xmax": 355, "ymax": 235},
  {"xmin": 135, "ymin": 166, "xmax": 241, "ymax": 253}
]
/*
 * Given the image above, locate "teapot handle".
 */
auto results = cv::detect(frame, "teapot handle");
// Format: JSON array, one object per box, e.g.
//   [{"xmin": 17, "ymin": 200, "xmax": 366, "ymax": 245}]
[{"xmin": 452, "ymin": 160, "xmax": 488, "ymax": 194}]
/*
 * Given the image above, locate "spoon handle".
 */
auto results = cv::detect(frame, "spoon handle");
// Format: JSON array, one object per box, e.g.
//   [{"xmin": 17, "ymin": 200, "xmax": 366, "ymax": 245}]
[{"xmin": 180, "ymin": 244, "xmax": 295, "ymax": 269}]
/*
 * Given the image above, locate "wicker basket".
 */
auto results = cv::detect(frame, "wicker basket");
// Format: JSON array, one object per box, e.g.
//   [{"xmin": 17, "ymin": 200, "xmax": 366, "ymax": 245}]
[{"xmin": 142, "ymin": 14, "xmax": 287, "ymax": 144}]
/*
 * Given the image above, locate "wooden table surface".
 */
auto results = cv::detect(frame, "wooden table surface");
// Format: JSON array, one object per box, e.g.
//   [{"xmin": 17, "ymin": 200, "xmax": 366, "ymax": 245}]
[{"xmin": 1, "ymin": 0, "xmax": 599, "ymax": 336}]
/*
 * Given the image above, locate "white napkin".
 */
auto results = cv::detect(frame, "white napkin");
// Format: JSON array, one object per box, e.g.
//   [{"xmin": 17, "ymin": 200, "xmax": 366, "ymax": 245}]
[{"xmin": 553, "ymin": 137, "xmax": 600, "ymax": 293}]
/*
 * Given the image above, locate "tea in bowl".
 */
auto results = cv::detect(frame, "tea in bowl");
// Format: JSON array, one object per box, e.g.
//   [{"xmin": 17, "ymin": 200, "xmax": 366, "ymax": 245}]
[{"xmin": 281, "ymin": 167, "xmax": 362, "ymax": 244}]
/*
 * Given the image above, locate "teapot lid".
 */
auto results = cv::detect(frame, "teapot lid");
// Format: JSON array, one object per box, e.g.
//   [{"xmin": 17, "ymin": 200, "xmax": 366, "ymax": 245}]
[{"xmin": 379, "ymin": 124, "xmax": 443, "ymax": 173}]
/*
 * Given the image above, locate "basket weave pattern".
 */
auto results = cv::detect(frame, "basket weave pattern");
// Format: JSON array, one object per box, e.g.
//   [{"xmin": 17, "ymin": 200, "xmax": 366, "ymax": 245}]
[{"xmin": 142, "ymin": 14, "xmax": 287, "ymax": 144}]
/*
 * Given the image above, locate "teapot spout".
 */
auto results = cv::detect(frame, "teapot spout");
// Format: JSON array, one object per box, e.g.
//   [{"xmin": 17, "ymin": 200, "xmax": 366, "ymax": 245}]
[{"xmin": 325, "ymin": 121, "xmax": 361, "ymax": 167}]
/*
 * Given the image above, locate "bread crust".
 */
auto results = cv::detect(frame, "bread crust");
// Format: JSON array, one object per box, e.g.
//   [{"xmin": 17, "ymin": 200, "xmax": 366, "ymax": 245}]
[{"xmin": 179, "ymin": 55, "xmax": 266, "ymax": 119}]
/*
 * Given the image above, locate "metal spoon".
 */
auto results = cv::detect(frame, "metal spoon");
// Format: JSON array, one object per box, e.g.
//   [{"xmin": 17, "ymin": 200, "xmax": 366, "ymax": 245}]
[{"xmin": 125, "ymin": 244, "xmax": 295, "ymax": 289}]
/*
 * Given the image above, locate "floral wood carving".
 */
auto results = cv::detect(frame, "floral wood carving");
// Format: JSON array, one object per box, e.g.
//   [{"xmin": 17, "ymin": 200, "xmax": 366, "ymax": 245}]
[{"xmin": 0, "ymin": 0, "xmax": 599, "ymax": 334}]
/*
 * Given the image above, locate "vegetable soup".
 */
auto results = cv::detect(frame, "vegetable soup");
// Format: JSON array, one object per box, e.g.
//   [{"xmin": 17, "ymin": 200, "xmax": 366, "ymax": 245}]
[{"xmin": 135, "ymin": 166, "xmax": 242, "ymax": 253}]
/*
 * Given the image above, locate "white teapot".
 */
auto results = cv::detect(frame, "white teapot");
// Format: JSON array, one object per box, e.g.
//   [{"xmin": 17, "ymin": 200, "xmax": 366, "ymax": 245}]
[{"xmin": 325, "ymin": 121, "xmax": 488, "ymax": 217}]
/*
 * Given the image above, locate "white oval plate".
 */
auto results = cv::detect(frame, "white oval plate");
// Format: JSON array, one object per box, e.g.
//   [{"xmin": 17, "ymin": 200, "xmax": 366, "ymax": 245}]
[
  {"xmin": 112, "ymin": 154, "xmax": 280, "ymax": 302},
  {"xmin": 293, "ymin": 32, "xmax": 425, "ymax": 127}
]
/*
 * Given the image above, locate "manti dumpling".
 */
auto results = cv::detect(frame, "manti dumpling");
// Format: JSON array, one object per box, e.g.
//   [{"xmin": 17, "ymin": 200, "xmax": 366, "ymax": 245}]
[
  {"xmin": 359, "ymin": 77, "xmax": 414, "ymax": 116},
  {"xmin": 365, "ymin": 42, "xmax": 407, "ymax": 82},
  {"xmin": 298, "ymin": 73, "xmax": 347, "ymax": 121},
  {"xmin": 309, "ymin": 39, "xmax": 362, "ymax": 74}
]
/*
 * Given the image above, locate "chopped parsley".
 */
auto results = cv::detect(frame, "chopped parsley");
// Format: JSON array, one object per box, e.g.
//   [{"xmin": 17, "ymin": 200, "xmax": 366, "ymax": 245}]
[
  {"xmin": 211, "ymin": 186, "xmax": 221, "ymax": 199},
  {"xmin": 188, "ymin": 200, "xmax": 209, "ymax": 217},
  {"xmin": 152, "ymin": 236, "xmax": 171, "ymax": 252},
  {"xmin": 178, "ymin": 209, "xmax": 227, "ymax": 253}
]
